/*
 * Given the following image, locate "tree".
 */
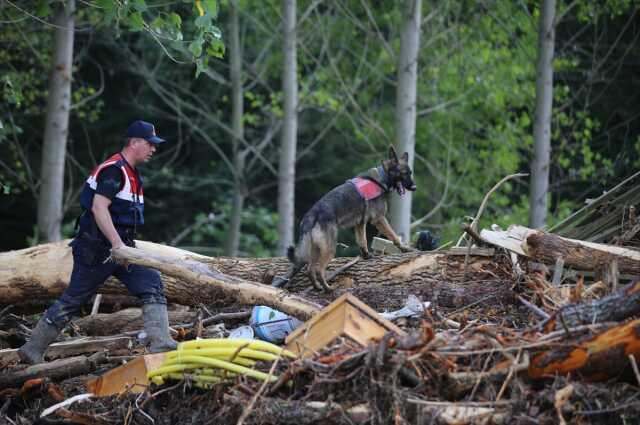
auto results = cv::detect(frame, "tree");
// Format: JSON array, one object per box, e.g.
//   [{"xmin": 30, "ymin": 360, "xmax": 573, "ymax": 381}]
[
  {"xmin": 389, "ymin": 0, "xmax": 422, "ymax": 244},
  {"xmin": 277, "ymin": 0, "xmax": 298, "ymax": 255},
  {"xmin": 224, "ymin": 0, "xmax": 246, "ymax": 256},
  {"xmin": 529, "ymin": 0, "xmax": 557, "ymax": 229},
  {"xmin": 36, "ymin": 0, "xmax": 76, "ymax": 242}
]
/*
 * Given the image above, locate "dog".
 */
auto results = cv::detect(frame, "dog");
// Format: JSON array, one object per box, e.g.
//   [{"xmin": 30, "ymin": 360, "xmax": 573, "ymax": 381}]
[{"xmin": 272, "ymin": 145, "xmax": 417, "ymax": 291}]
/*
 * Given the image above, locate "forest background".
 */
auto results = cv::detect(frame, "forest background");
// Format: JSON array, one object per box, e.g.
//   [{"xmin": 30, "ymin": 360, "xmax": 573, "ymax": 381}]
[{"xmin": 1, "ymin": 0, "xmax": 639, "ymax": 259}]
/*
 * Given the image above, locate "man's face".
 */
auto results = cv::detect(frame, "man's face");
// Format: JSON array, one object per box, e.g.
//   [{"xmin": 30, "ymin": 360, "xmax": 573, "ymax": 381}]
[{"xmin": 133, "ymin": 138, "xmax": 157, "ymax": 163}]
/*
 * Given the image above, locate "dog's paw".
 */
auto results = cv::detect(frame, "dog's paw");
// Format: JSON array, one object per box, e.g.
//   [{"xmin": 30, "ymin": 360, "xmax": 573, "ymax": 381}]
[
  {"xmin": 360, "ymin": 250, "xmax": 372, "ymax": 260},
  {"xmin": 398, "ymin": 244, "xmax": 416, "ymax": 253}
]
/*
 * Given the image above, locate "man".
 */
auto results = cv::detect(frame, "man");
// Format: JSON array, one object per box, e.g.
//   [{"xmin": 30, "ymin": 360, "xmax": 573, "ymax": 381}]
[{"xmin": 19, "ymin": 120, "xmax": 177, "ymax": 364}]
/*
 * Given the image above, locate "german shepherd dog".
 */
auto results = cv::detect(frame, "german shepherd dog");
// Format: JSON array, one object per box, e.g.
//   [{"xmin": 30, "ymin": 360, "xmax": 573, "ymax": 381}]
[{"xmin": 272, "ymin": 146, "xmax": 417, "ymax": 291}]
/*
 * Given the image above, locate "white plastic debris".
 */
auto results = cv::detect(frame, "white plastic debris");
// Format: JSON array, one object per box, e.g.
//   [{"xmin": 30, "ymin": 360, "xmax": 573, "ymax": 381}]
[{"xmin": 380, "ymin": 295, "xmax": 430, "ymax": 320}]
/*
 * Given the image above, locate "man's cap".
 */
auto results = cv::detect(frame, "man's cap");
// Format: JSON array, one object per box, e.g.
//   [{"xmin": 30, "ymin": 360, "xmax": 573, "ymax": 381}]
[{"xmin": 125, "ymin": 120, "xmax": 166, "ymax": 144}]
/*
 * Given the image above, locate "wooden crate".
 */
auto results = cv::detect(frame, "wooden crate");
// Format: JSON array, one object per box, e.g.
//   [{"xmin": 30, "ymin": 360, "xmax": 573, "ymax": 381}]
[
  {"xmin": 285, "ymin": 293, "xmax": 406, "ymax": 358},
  {"xmin": 86, "ymin": 352, "xmax": 166, "ymax": 396}
]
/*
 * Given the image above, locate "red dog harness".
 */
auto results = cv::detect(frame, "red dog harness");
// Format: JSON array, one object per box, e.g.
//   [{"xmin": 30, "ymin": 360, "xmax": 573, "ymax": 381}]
[{"xmin": 349, "ymin": 177, "xmax": 383, "ymax": 200}]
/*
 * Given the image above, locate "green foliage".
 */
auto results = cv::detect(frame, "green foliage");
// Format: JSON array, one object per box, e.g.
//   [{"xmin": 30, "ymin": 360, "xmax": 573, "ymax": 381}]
[
  {"xmin": 186, "ymin": 203, "xmax": 279, "ymax": 257},
  {"xmin": 109, "ymin": 0, "xmax": 224, "ymax": 75}
]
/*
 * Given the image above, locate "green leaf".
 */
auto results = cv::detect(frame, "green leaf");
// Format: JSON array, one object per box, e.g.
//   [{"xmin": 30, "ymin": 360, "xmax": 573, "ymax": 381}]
[
  {"xmin": 195, "ymin": 14, "xmax": 212, "ymax": 28},
  {"xmin": 36, "ymin": 0, "xmax": 52, "ymax": 17},
  {"xmin": 203, "ymin": 0, "xmax": 218, "ymax": 18},
  {"xmin": 208, "ymin": 25, "xmax": 222, "ymax": 39},
  {"xmin": 128, "ymin": 12, "xmax": 145, "ymax": 31},
  {"xmin": 95, "ymin": 0, "xmax": 117, "ymax": 12},
  {"xmin": 169, "ymin": 12, "xmax": 182, "ymax": 28},
  {"xmin": 132, "ymin": 0, "xmax": 148, "ymax": 12},
  {"xmin": 195, "ymin": 58, "xmax": 208, "ymax": 78},
  {"xmin": 206, "ymin": 39, "xmax": 225, "ymax": 58},
  {"xmin": 189, "ymin": 39, "xmax": 203, "ymax": 57}
]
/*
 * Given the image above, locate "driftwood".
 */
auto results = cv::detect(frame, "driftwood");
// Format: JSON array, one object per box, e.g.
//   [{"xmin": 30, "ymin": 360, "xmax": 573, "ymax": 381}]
[
  {"xmin": 529, "ymin": 319, "xmax": 640, "ymax": 381},
  {"xmin": 542, "ymin": 281, "xmax": 640, "ymax": 331},
  {"xmin": 0, "ymin": 352, "xmax": 107, "ymax": 388},
  {"xmin": 0, "ymin": 241, "xmax": 512, "ymax": 313},
  {"xmin": 0, "ymin": 336, "xmax": 133, "ymax": 364}
]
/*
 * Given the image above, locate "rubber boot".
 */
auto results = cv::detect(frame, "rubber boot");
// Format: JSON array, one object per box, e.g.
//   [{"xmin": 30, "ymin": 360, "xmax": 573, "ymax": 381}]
[
  {"xmin": 18, "ymin": 317, "xmax": 61, "ymax": 364},
  {"xmin": 142, "ymin": 303, "xmax": 178, "ymax": 353}
]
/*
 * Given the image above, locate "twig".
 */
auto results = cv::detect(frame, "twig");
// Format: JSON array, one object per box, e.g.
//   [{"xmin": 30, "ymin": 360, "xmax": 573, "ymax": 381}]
[
  {"xmin": 495, "ymin": 349, "xmax": 521, "ymax": 401},
  {"xmin": 236, "ymin": 356, "xmax": 281, "ymax": 425},
  {"xmin": 406, "ymin": 399, "xmax": 515, "ymax": 407},
  {"xmin": 629, "ymin": 354, "xmax": 640, "ymax": 387},
  {"xmin": 456, "ymin": 173, "xmax": 529, "ymax": 247},
  {"xmin": 518, "ymin": 296, "xmax": 551, "ymax": 320}
]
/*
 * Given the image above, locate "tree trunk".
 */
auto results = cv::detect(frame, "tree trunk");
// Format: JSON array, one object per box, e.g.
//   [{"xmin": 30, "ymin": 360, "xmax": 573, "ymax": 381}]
[
  {"xmin": 529, "ymin": 0, "xmax": 556, "ymax": 229},
  {"xmin": 277, "ymin": 0, "xmax": 298, "ymax": 255},
  {"xmin": 523, "ymin": 229, "xmax": 640, "ymax": 274},
  {"xmin": 0, "ymin": 241, "xmax": 514, "ymax": 313},
  {"xmin": 72, "ymin": 308, "xmax": 197, "ymax": 336},
  {"xmin": 389, "ymin": 0, "xmax": 422, "ymax": 245},
  {"xmin": 37, "ymin": 0, "xmax": 75, "ymax": 243},
  {"xmin": 225, "ymin": 0, "xmax": 246, "ymax": 257}
]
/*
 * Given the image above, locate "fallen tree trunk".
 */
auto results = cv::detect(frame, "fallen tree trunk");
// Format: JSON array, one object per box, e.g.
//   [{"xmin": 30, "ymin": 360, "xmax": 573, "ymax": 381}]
[
  {"xmin": 542, "ymin": 281, "xmax": 640, "ymax": 331},
  {"xmin": 481, "ymin": 225, "xmax": 640, "ymax": 274},
  {"xmin": 529, "ymin": 318, "xmax": 640, "ymax": 381},
  {"xmin": 0, "ymin": 241, "xmax": 513, "ymax": 313},
  {"xmin": 109, "ymin": 246, "xmax": 322, "ymax": 320},
  {"xmin": 0, "ymin": 352, "xmax": 107, "ymax": 388},
  {"xmin": 72, "ymin": 308, "xmax": 196, "ymax": 336}
]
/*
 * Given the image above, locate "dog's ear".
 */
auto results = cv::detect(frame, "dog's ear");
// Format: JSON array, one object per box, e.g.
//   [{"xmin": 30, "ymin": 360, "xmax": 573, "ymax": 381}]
[
  {"xmin": 388, "ymin": 145, "xmax": 399, "ymax": 162},
  {"xmin": 401, "ymin": 152, "xmax": 409, "ymax": 162}
]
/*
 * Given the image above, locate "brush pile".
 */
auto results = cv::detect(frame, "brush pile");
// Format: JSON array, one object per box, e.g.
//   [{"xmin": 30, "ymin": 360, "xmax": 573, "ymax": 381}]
[{"xmin": 3, "ymin": 224, "xmax": 640, "ymax": 424}]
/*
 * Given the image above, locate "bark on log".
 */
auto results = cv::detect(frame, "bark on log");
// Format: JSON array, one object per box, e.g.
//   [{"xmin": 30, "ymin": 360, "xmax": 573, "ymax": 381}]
[
  {"xmin": 0, "ymin": 352, "xmax": 107, "ymax": 388},
  {"xmin": 0, "ymin": 241, "xmax": 514, "ymax": 313},
  {"xmin": 522, "ymin": 228, "xmax": 640, "ymax": 274},
  {"xmin": 110, "ymin": 245, "xmax": 321, "ymax": 320},
  {"xmin": 529, "ymin": 318, "xmax": 640, "ymax": 381},
  {"xmin": 72, "ymin": 308, "xmax": 196, "ymax": 336},
  {"xmin": 481, "ymin": 225, "xmax": 640, "ymax": 274},
  {"xmin": 542, "ymin": 281, "xmax": 640, "ymax": 331}
]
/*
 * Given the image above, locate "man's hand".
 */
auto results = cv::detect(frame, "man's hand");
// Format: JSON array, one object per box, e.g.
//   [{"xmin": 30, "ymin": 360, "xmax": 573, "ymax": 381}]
[{"xmin": 110, "ymin": 242, "xmax": 126, "ymax": 250}]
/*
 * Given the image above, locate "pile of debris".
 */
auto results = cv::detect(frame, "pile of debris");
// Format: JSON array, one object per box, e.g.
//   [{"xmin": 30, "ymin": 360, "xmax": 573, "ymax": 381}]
[{"xmin": 3, "ymin": 218, "xmax": 640, "ymax": 424}]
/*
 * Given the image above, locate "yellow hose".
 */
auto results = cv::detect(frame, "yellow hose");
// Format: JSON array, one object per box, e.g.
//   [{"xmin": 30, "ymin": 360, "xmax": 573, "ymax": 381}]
[
  {"xmin": 167, "ymin": 347, "xmax": 277, "ymax": 362},
  {"xmin": 148, "ymin": 355, "xmax": 277, "ymax": 382},
  {"xmin": 177, "ymin": 338, "xmax": 296, "ymax": 358}
]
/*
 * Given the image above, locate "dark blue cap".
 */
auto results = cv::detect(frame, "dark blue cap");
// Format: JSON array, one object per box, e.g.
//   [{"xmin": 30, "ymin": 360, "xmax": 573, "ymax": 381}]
[{"xmin": 125, "ymin": 120, "xmax": 166, "ymax": 144}]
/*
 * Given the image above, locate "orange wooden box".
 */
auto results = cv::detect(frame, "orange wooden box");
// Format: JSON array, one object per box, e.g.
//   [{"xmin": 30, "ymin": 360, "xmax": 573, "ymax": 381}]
[
  {"xmin": 285, "ymin": 293, "xmax": 406, "ymax": 358},
  {"xmin": 86, "ymin": 353, "xmax": 166, "ymax": 396}
]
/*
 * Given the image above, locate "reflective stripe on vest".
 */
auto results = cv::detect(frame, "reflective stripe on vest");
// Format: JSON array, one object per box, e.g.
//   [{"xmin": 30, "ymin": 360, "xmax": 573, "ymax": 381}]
[
  {"xmin": 86, "ymin": 154, "xmax": 144, "ymax": 204},
  {"xmin": 79, "ymin": 153, "xmax": 144, "ymax": 227}
]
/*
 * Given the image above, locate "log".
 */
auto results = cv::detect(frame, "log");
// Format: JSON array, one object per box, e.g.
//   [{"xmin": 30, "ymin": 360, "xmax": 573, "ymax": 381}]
[
  {"xmin": 0, "ymin": 241, "xmax": 514, "ymax": 313},
  {"xmin": 0, "ymin": 336, "xmax": 133, "ymax": 364},
  {"xmin": 0, "ymin": 352, "xmax": 107, "ymax": 388},
  {"xmin": 542, "ymin": 281, "xmax": 640, "ymax": 331},
  {"xmin": 529, "ymin": 319, "xmax": 640, "ymax": 381},
  {"xmin": 110, "ymin": 246, "xmax": 321, "ymax": 320},
  {"xmin": 72, "ymin": 308, "xmax": 196, "ymax": 336},
  {"xmin": 481, "ymin": 224, "xmax": 640, "ymax": 274}
]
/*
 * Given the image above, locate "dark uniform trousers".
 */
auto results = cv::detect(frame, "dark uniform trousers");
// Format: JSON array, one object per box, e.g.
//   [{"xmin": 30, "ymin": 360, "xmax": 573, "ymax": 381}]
[{"xmin": 44, "ymin": 235, "xmax": 166, "ymax": 329}]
